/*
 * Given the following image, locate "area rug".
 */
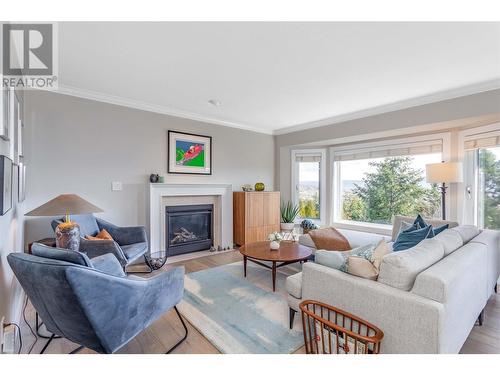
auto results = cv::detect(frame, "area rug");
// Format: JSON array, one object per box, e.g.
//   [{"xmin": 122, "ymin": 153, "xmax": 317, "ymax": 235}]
[{"xmin": 177, "ymin": 261, "xmax": 304, "ymax": 354}]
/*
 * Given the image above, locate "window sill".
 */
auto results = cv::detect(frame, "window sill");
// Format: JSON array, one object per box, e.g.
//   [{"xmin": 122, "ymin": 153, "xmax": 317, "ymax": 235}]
[{"xmin": 331, "ymin": 220, "xmax": 392, "ymax": 237}]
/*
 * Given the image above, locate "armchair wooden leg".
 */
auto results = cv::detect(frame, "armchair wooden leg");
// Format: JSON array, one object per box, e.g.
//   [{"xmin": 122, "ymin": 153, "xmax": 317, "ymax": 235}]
[
  {"xmin": 165, "ymin": 306, "xmax": 188, "ymax": 354},
  {"xmin": 289, "ymin": 308, "xmax": 296, "ymax": 329}
]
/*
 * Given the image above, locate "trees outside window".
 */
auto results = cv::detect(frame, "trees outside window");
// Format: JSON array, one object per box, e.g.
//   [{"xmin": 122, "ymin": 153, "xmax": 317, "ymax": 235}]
[{"xmin": 479, "ymin": 147, "xmax": 500, "ymax": 230}]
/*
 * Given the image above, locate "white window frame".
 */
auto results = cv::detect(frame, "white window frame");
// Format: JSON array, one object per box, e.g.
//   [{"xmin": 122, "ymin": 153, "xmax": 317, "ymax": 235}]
[
  {"xmin": 291, "ymin": 148, "xmax": 327, "ymax": 224},
  {"xmin": 330, "ymin": 132, "xmax": 451, "ymax": 235},
  {"xmin": 458, "ymin": 123, "xmax": 500, "ymax": 227}
]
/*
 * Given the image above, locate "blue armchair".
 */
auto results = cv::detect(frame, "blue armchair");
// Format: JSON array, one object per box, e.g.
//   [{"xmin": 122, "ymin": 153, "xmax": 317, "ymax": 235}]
[
  {"xmin": 51, "ymin": 214, "xmax": 149, "ymax": 270},
  {"xmin": 7, "ymin": 243, "xmax": 188, "ymax": 354}
]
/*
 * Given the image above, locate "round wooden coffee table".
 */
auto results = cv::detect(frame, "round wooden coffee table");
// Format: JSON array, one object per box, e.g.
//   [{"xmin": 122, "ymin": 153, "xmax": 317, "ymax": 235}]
[{"xmin": 239, "ymin": 241, "xmax": 313, "ymax": 292}]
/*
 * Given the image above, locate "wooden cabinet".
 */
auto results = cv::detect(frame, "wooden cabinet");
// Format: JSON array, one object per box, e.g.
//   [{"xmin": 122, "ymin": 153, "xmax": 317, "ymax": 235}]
[{"xmin": 233, "ymin": 191, "xmax": 280, "ymax": 246}]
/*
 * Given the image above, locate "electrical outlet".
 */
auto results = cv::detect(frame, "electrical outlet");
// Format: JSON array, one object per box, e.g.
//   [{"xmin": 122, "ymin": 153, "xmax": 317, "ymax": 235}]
[{"xmin": 111, "ymin": 181, "xmax": 123, "ymax": 191}]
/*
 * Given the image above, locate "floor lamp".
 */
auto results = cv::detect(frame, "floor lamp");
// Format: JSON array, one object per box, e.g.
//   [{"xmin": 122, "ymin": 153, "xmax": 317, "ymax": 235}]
[{"xmin": 425, "ymin": 162, "xmax": 463, "ymax": 220}]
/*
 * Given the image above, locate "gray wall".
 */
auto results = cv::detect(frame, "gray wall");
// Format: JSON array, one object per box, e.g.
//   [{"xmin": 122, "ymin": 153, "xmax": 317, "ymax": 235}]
[
  {"xmin": 276, "ymin": 89, "xmax": 500, "ymax": 224},
  {"xmin": 0, "ymin": 89, "xmax": 25, "ymax": 323},
  {"xmin": 23, "ymin": 91, "xmax": 275, "ymax": 244}
]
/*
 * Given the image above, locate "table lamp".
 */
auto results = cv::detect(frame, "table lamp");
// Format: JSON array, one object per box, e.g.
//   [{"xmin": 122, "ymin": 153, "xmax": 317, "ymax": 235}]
[
  {"xmin": 26, "ymin": 194, "xmax": 103, "ymax": 251},
  {"xmin": 425, "ymin": 162, "xmax": 463, "ymax": 220}
]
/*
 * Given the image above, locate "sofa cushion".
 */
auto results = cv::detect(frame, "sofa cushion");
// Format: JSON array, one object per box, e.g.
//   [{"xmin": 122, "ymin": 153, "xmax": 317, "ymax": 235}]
[
  {"xmin": 433, "ymin": 229, "xmax": 463, "ymax": 256},
  {"xmin": 393, "ymin": 225, "xmax": 433, "ymax": 251},
  {"xmin": 31, "ymin": 242, "xmax": 93, "ymax": 267},
  {"xmin": 411, "ymin": 242, "xmax": 488, "ymax": 303},
  {"xmin": 121, "ymin": 242, "xmax": 148, "ymax": 261},
  {"xmin": 378, "ymin": 238, "xmax": 445, "ymax": 291},
  {"xmin": 450, "ymin": 225, "xmax": 481, "ymax": 244},
  {"xmin": 286, "ymin": 272, "xmax": 303, "ymax": 299}
]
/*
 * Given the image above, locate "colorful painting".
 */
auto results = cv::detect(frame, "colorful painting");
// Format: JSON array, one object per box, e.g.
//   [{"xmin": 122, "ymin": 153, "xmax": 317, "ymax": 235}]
[
  {"xmin": 175, "ymin": 140, "xmax": 205, "ymax": 167},
  {"xmin": 168, "ymin": 131, "xmax": 212, "ymax": 175}
]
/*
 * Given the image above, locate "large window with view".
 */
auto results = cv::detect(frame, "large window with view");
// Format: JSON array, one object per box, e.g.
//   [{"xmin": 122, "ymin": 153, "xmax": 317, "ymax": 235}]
[
  {"xmin": 334, "ymin": 141, "xmax": 444, "ymax": 226},
  {"xmin": 462, "ymin": 128, "xmax": 500, "ymax": 230},
  {"xmin": 292, "ymin": 150, "xmax": 325, "ymax": 221},
  {"xmin": 478, "ymin": 146, "xmax": 500, "ymax": 230}
]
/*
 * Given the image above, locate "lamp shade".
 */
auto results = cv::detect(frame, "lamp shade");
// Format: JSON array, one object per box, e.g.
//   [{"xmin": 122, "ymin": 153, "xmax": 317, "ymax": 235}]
[
  {"xmin": 426, "ymin": 162, "xmax": 463, "ymax": 184},
  {"xmin": 25, "ymin": 194, "xmax": 103, "ymax": 216}
]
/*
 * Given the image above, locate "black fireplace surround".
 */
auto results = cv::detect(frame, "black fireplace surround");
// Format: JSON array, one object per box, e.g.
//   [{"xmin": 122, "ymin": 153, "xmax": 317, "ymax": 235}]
[{"xmin": 165, "ymin": 204, "xmax": 213, "ymax": 257}]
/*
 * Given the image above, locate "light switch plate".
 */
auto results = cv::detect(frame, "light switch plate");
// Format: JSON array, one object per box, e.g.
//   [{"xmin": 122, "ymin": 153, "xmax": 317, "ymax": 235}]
[{"xmin": 111, "ymin": 181, "xmax": 123, "ymax": 191}]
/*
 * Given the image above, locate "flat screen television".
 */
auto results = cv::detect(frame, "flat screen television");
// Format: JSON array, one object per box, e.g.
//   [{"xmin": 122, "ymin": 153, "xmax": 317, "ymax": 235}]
[{"xmin": 0, "ymin": 155, "xmax": 13, "ymax": 215}]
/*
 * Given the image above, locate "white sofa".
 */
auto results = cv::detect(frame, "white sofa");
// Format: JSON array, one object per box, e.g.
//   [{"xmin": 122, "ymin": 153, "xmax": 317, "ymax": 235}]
[{"xmin": 287, "ymin": 219, "xmax": 500, "ymax": 353}]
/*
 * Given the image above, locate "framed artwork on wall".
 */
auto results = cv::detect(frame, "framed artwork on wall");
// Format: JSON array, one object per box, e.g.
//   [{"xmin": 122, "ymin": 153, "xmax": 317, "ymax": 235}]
[
  {"xmin": 0, "ymin": 155, "xmax": 13, "ymax": 215},
  {"xmin": 0, "ymin": 88, "xmax": 10, "ymax": 141},
  {"xmin": 18, "ymin": 161, "xmax": 26, "ymax": 203},
  {"xmin": 16, "ymin": 98, "xmax": 24, "ymax": 160},
  {"xmin": 167, "ymin": 130, "xmax": 212, "ymax": 175}
]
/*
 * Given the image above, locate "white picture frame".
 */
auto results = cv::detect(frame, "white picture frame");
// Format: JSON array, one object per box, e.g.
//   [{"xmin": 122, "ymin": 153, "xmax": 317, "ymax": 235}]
[{"xmin": 0, "ymin": 88, "xmax": 9, "ymax": 141}]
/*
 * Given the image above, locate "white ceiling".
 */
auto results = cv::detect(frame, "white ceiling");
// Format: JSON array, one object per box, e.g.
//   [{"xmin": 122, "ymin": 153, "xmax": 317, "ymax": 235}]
[{"xmin": 57, "ymin": 22, "xmax": 500, "ymax": 135}]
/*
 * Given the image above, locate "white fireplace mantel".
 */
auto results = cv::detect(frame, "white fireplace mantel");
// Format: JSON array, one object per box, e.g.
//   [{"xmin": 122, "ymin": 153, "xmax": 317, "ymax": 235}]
[{"xmin": 148, "ymin": 183, "xmax": 233, "ymax": 252}]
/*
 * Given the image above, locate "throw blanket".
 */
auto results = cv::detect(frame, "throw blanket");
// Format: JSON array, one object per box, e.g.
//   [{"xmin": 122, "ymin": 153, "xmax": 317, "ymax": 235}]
[{"xmin": 309, "ymin": 227, "xmax": 351, "ymax": 251}]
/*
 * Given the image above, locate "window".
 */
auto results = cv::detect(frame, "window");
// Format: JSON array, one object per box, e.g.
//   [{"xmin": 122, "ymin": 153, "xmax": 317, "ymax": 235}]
[
  {"xmin": 332, "ymin": 135, "xmax": 448, "ymax": 228},
  {"xmin": 478, "ymin": 146, "xmax": 500, "ymax": 229},
  {"xmin": 291, "ymin": 149, "xmax": 326, "ymax": 222},
  {"xmin": 462, "ymin": 126, "xmax": 500, "ymax": 230}
]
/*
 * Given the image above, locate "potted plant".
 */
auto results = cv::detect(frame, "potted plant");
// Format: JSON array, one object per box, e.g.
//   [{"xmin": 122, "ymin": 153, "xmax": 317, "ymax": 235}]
[
  {"xmin": 280, "ymin": 200, "xmax": 299, "ymax": 232},
  {"xmin": 267, "ymin": 232, "xmax": 283, "ymax": 250}
]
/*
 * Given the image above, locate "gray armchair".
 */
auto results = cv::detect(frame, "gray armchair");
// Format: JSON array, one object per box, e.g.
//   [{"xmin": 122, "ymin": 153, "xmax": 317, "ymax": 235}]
[
  {"xmin": 7, "ymin": 243, "xmax": 188, "ymax": 354},
  {"xmin": 51, "ymin": 214, "xmax": 149, "ymax": 270}
]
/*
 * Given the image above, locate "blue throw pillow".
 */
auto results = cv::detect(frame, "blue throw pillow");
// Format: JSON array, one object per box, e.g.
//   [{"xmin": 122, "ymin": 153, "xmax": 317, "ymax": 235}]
[
  {"xmin": 432, "ymin": 224, "xmax": 449, "ymax": 236},
  {"xmin": 393, "ymin": 225, "xmax": 433, "ymax": 251},
  {"xmin": 402, "ymin": 223, "xmax": 419, "ymax": 233},
  {"xmin": 414, "ymin": 214, "xmax": 427, "ymax": 229}
]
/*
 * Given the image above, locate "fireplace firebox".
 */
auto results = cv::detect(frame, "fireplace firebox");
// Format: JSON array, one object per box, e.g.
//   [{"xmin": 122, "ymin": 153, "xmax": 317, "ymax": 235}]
[{"xmin": 165, "ymin": 204, "xmax": 213, "ymax": 256}]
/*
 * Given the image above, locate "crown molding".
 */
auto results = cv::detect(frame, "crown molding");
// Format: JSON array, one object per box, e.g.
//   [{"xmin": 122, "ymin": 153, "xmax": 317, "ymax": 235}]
[
  {"xmin": 51, "ymin": 79, "xmax": 500, "ymax": 137},
  {"xmin": 53, "ymin": 85, "xmax": 274, "ymax": 135},
  {"xmin": 273, "ymin": 79, "xmax": 500, "ymax": 135}
]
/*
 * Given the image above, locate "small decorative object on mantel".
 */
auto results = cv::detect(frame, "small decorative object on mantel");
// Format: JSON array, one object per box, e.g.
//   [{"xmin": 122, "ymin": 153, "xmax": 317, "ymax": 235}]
[
  {"xmin": 280, "ymin": 200, "xmax": 299, "ymax": 232},
  {"xmin": 158, "ymin": 175, "xmax": 165, "ymax": 183},
  {"xmin": 268, "ymin": 232, "xmax": 283, "ymax": 250},
  {"xmin": 241, "ymin": 184, "xmax": 253, "ymax": 192},
  {"xmin": 168, "ymin": 130, "xmax": 212, "ymax": 175},
  {"xmin": 300, "ymin": 219, "xmax": 319, "ymax": 234},
  {"xmin": 149, "ymin": 174, "xmax": 159, "ymax": 183},
  {"xmin": 254, "ymin": 182, "xmax": 265, "ymax": 191}
]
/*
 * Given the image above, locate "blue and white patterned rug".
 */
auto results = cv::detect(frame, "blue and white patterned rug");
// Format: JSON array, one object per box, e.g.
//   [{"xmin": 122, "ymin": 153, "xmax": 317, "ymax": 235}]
[{"xmin": 177, "ymin": 261, "xmax": 304, "ymax": 354}]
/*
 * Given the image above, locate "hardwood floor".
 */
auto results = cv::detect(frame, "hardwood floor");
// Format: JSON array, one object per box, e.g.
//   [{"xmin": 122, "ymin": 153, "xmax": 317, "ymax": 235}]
[{"xmin": 19, "ymin": 250, "xmax": 500, "ymax": 354}]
